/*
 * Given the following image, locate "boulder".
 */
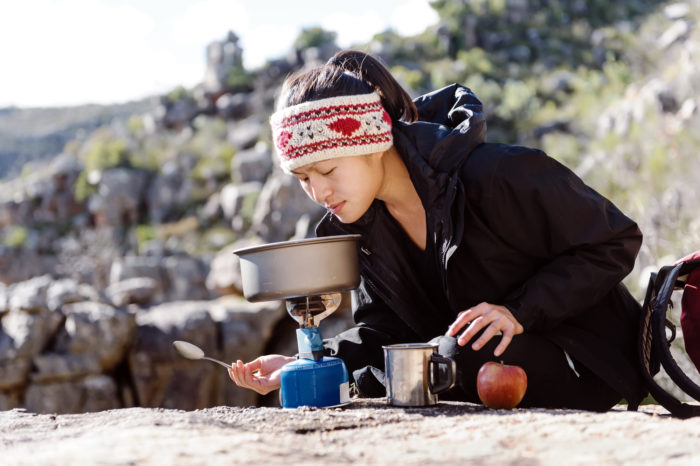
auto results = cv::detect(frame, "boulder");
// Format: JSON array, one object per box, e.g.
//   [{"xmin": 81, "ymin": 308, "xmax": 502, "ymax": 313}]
[
  {"xmin": 251, "ymin": 171, "xmax": 325, "ymax": 243},
  {"xmin": 147, "ymin": 160, "xmax": 197, "ymax": 224},
  {"xmin": 201, "ymin": 191, "xmax": 222, "ymax": 222},
  {"xmin": 128, "ymin": 301, "xmax": 219, "ymax": 410},
  {"xmin": 54, "ymin": 301, "xmax": 136, "ymax": 371},
  {"xmin": 0, "ymin": 250, "xmax": 59, "ymax": 285},
  {"xmin": 228, "ymin": 117, "xmax": 264, "ymax": 151},
  {"xmin": 110, "ymin": 255, "xmax": 163, "ymax": 284},
  {"xmin": 0, "ymin": 357, "xmax": 31, "ymax": 391},
  {"xmin": 81, "ymin": 374, "xmax": 121, "ymax": 412},
  {"xmin": 664, "ymin": 3, "xmax": 690, "ymax": 20},
  {"xmin": 300, "ymin": 44, "xmax": 340, "ymax": 66},
  {"xmin": 208, "ymin": 297, "xmax": 286, "ymax": 406},
  {"xmin": 3, "ymin": 198, "xmax": 34, "ymax": 227},
  {"xmin": 220, "ymin": 181, "xmax": 262, "ymax": 222},
  {"xmin": 659, "ymin": 19, "xmax": 691, "ymax": 49},
  {"xmin": 109, "ymin": 255, "xmax": 165, "ymax": 302},
  {"xmin": 0, "ymin": 325, "xmax": 12, "ymax": 357},
  {"xmin": 87, "ymin": 168, "xmax": 149, "ymax": 227},
  {"xmin": 216, "ymin": 92, "xmax": 253, "ymax": 120},
  {"xmin": 23, "ymin": 374, "xmax": 120, "ymax": 414},
  {"xmin": 203, "ymin": 31, "xmax": 243, "ymax": 93},
  {"xmin": 231, "ymin": 142, "xmax": 273, "ymax": 184},
  {"xmin": 7, "ymin": 275, "xmax": 53, "ymax": 312},
  {"xmin": 162, "ymin": 255, "xmax": 210, "ymax": 301},
  {"xmin": 0, "ymin": 390, "xmax": 20, "ymax": 410},
  {"xmin": 46, "ymin": 279, "xmax": 102, "ymax": 311},
  {"xmin": 106, "ymin": 277, "xmax": 159, "ymax": 307},
  {"xmin": 35, "ymin": 154, "xmax": 84, "ymax": 223},
  {"xmin": 158, "ymin": 96, "xmax": 199, "ymax": 130},
  {"xmin": 24, "ymin": 380, "xmax": 83, "ymax": 414},
  {"xmin": 1, "ymin": 308, "xmax": 64, "ymax": 358},
  {"xmin": 31, "ymin": 353, "xmax": 102, "ymax": 383},
  {"xmin": 0, "ymin": 283, "xmax": 7, "ymax": 314}
]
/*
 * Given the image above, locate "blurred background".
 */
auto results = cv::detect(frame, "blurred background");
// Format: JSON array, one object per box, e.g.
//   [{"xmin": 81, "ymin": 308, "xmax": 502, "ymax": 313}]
[{"xmin": 1, "ymin": 0, "xmax": 699, "ymax": 413}]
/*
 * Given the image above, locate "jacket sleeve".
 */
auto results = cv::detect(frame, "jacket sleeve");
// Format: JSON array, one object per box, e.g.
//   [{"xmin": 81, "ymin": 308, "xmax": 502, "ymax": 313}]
[
  {"xmin": 322, "ymin": 277, "xmax": 417, "ymax": 390},
  {"xmin": 469, "ymin": 145, "xmax": 642, "ymax": 332}
]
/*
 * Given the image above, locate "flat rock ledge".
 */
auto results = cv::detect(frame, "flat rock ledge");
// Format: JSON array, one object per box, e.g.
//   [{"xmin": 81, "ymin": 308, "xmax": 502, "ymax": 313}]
[{"xmin": 1, "ymin": 399, "xmax": 699, "ymax": 465}]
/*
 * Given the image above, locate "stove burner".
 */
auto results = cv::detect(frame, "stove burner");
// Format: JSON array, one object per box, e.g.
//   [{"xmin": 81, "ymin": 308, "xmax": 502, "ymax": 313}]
[{"xmin": 285, "ymin": 292, "xmax": 342, "ymax": 328}]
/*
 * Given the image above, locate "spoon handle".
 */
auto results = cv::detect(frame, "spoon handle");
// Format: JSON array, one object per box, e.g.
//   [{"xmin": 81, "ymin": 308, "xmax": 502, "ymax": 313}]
[{"xmin": 203, "ymin": 356, "xmax": 233, "ymax": 370}]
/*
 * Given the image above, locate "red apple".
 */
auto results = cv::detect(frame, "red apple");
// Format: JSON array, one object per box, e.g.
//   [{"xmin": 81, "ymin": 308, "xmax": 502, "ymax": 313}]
[{"xmin": 476, "ymin": 361, "xmax": 527, "ymax": 409}]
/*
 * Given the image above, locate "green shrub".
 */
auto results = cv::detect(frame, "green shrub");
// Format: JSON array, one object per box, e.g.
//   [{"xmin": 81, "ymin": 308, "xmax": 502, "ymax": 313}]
[
  {"xmin": 239, "ymin": 191, "xmax": 260, "ymax": 225},
  {"xmin": 226, "ymin": 65, "xmax": 253, "ymax": 88},
  {"xmin": 127, "ymin": 115, "xmax": 145, "ymax": 135},
  {"xmin": 135, "ymin": 224, "xmax": 157, "ymax": 248},
  {"xmin": 166, "ymin": 86, "xmax": 190, "ymax": 103},
  {"xmin": 390, "ymin": 66, "xmax": 428, "ymax": 92},
  {"xmin": 84, "ymin": 136, "xmax": 130, "ymax": 172},
  {"xmin": 456, "ymin": 48, "xmax": 495, "ymax": 78},
  {"xmin": 541, "ymin": 132, "xmax": 582, "ymax": 168},
  {"xmin": 74, "ymin": 171, "xmax": 95, "ymax": 202},
  {"xmin": 294, "ymin": 27, "xmax": 337, "ymax": 49},
  {"xmin": 2, "ymin": 226, "xmax": 28, "ymax": 248}
]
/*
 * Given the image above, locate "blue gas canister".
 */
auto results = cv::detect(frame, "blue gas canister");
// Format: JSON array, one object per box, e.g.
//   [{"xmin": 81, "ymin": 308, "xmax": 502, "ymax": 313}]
[{"xmin": 279, "ymin": 357, "xmax": 350, "ymax": 408}]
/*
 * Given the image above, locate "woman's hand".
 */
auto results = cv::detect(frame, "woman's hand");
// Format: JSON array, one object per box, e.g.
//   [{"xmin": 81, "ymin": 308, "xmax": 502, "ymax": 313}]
[
  {"xmin": 446, "ymin": 302, "xmax": 524, "ymax": 357},
  {"xmin": 228, "ymin": 354, "xmax": 295, "ymax": 395}
]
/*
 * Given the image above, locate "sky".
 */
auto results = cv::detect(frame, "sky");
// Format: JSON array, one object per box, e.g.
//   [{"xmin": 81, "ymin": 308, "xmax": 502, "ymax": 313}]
[{"xmin": 0, "ymin": 0, "xmax": 439, "ymax": 108}]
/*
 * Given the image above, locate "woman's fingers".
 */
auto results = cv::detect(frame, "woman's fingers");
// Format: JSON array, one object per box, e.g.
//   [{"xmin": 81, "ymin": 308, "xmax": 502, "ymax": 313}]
[
  {"xmin": 246, "ymin": 357, "xmax": 263, "ymax": 373},
  {"xmin": 451, "ymin": 303, "xmax": 524, "ymax": 356},
  {"xmin": 229, "ymin": 359, "xmax": 273, "ymax": 395},
  {"xmin": 446, "ymin": 307, "xmax": 477, "ymax": 337},
  {"xmin": 241, "ymin": 363, "xmax": 257, "ymax": 388},
  {"xmin": 228, "ymin": 355, "xmax": 290, "ymax": 395},
  {"xmin": 494, "ymin": 330, "xmax": 514, "ymax": 357},
  {"xmin": 455, "ymin": 304, "xmax": 493, "ymax": 345},
  {"xmin": 469, "ymin": 317, "xmax": 504, "ymax": 351},
  {"xmin": 229, "ymin": 361, "xmax": 240, "ymax": 384}
]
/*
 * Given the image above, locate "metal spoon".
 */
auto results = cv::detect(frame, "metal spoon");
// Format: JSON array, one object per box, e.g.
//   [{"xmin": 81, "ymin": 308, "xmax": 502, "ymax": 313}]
[{"xmin": 172, "ymin": 340, "xmax": 233, "ymax": 370}]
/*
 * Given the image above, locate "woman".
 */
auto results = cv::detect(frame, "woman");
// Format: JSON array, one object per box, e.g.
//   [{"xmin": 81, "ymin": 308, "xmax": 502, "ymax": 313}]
[{"xmin": 229, "ymin": 50, "xmax": 646, "ymax": 411}]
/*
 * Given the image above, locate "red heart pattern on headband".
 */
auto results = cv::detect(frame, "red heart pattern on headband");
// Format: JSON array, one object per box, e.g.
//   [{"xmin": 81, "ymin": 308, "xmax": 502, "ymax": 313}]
[
  {"xmin": 276, "ymin": 130, "xmax": 292, "ymax": 148},
  {"xmin": 328, "ymin": 117, "xmax": 361, "ymax": 136}
]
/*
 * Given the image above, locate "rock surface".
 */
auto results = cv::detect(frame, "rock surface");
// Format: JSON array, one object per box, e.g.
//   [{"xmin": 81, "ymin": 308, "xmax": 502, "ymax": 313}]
[{"xmin": 1, "ymin": 400, "xmax": 699, "ymax": 465}]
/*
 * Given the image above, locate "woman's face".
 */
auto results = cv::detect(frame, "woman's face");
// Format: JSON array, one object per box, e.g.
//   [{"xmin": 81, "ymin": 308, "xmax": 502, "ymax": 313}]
[{"xmin": 291, "ymin": 152, "xmax": 384, "ymax": 223}]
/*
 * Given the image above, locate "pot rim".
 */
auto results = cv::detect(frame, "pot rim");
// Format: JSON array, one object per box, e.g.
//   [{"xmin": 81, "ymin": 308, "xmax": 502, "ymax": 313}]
[
  {"xmin": 233, "ymin": 234, "xmax": 362, "ymax": 256},
  {"xmin": 383, "ymin": 343, "xmax": 439, "ymax": 350}
]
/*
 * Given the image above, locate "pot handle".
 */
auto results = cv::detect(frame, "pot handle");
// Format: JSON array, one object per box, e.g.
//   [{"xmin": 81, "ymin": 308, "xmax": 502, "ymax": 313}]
[{"xmin": 429, "ymin": 354, "xmax": 456, "ymax": 395}]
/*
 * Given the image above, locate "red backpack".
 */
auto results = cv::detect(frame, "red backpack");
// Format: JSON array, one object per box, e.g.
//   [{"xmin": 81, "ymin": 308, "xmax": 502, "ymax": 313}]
[{"xmin": 639, "ymin": 250, "xmax": 700, "ymax": 418}]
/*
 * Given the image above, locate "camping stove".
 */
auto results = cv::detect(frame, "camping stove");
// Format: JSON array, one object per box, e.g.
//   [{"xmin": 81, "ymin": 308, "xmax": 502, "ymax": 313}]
[
  {"xmin": 278, "ymin": 293, "xmax": 350, "ymax": 408},
  {"xmin": 233, "ymin": 234, "xmax": 360, "ymax": 409}
]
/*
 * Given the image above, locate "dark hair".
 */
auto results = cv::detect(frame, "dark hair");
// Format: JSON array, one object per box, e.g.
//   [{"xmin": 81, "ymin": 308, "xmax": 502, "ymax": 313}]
[{"xmin": 278, "ymin": 50, "xmax": 418, "ymax": 123}]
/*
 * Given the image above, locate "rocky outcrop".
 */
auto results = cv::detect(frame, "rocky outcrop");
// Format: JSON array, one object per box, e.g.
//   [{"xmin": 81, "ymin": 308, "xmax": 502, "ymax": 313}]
[{"xmin": 0, "ymin": 272, "xmax": 322, "ymax": 413}]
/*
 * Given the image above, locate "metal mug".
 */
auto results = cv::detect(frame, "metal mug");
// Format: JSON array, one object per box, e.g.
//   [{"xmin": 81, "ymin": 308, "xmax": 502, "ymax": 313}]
[{"xmin": 383, "ymin": 343, "xmax": 456, "ymax": 406}]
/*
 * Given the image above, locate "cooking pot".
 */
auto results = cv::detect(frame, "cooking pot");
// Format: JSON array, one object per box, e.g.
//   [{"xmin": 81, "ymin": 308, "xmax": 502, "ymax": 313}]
[{"xmin": 233, "ymin": 234, "xmax": 361, "ymax": 302}]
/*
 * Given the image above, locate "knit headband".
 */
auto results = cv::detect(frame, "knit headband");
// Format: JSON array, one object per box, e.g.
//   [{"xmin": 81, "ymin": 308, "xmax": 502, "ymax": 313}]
[{"xmin": 270, "ymin": 92, "xmax": 393, "ymax": 172}]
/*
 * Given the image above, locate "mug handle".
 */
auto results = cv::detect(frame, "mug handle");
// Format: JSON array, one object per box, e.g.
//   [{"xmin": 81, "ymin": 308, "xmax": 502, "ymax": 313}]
[{"xmin": 429, "ymin": 354, "xmax": 456, "ymax": 395}]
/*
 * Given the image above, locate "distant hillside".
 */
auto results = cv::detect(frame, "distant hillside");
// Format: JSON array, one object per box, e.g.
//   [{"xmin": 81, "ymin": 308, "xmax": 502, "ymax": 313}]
[{"xmin": 0, "ymin": 99, "xmax": 156, "ymax": 179}]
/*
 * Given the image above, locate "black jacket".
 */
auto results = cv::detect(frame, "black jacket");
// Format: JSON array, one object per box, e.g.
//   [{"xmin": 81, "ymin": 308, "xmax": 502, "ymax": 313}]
[{"xmin": 318, "ymin": 84, "xmax": 646, "ymax": 407}]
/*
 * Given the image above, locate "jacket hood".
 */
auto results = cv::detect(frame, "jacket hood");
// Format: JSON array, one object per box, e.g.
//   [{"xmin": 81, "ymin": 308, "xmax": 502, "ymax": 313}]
[
  {"xmin": 395, "ymin": 83, "xmax": 487, "ymax": 175},
  {"xmin": 390, "ymin": 84, "xmax": 486, "ymax": 240}
]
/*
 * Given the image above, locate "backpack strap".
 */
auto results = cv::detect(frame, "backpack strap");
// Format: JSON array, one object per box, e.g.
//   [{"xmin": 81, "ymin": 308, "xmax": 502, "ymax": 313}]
[
  {"xmin": 639, "ymin": 263, "xmax": 700, "ymax": 418},
  {"xmin": 653, "ymin": 263, "xmax": 700, "ymax": 401}
]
